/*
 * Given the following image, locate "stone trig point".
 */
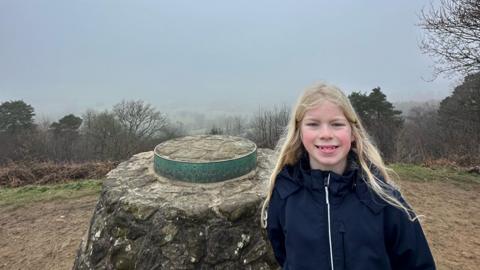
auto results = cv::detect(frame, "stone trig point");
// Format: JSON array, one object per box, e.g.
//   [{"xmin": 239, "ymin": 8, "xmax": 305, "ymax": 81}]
[{"xmin": 73, "ymin": 135, "xmax": 277, "ymax": 269}]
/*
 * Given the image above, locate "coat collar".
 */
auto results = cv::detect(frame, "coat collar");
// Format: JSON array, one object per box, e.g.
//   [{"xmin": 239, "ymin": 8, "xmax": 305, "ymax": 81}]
[
  {"xmin": 274, "ymin": 150, "xmax": 387, "ymax": 214},
  {"xmin": 276, "ymin": 151, "xmax": 359, "ymax": 198}
]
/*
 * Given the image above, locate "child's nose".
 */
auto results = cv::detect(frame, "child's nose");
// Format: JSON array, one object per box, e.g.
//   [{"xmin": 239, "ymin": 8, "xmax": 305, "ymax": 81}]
[{"xmin": 319, "ymin": 125, "xmax": 333, "ymax": 139}]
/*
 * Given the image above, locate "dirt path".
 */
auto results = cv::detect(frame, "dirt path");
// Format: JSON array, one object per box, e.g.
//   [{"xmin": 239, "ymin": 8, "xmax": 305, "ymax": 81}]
[
  {"xmin": 0, "ymin": 179, "xmax": 479, "ymax": 270},
  {"xmin": 401, "ymin": 180, "xmax": 480, "ymax": 270},
  {"xmin": 0, "ymin": 195, "xmax": 98, "ymax": 270}
]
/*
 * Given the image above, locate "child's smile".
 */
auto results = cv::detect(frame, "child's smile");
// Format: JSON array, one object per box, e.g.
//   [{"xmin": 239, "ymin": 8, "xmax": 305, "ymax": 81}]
[
  {"xmin": 300, "ymin": 100, "xmax": 354, "ymax": 174},
  {"xmin": 315, "ymin": 145, "xmax": 339, "ymax": 153}
]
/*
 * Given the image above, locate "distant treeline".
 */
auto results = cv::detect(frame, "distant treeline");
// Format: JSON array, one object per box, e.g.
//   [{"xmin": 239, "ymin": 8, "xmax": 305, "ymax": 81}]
[{"xmin": 1, "ymin": 72, "xmax": 479, "ymax": 166}]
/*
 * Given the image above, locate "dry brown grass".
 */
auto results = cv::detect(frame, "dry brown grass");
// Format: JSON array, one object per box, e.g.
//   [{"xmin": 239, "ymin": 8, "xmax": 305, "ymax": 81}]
[{"xmin": 0, "ymin": 161, "xmax": 118, "ymax": 188}]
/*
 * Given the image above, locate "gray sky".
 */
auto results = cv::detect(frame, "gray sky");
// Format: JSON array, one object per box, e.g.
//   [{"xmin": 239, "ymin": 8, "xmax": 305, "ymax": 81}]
[{"xmin": 0, "ymin": 0, "xmax": 454, "ymax": 121}]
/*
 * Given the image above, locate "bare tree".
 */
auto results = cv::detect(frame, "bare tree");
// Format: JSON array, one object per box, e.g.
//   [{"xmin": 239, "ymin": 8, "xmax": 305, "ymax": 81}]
[
  {"xmin": 419, "ymin": 0, "xmax": 480, "ymax": 77},
  {"xmin": 113, "ymin": 100, "xmax": 167, "ymax": 156},
  {"xmin": 208, "ymin": 125, "xmax": 224, "ymax": 135},
  {"xmin": 217, "ymin": 115, "xmax": 247, "ymax": 136},
  {"xmin": 395, "ymin": 104, "xmax": 444, "ymax": 163},
  {"xmin": 30, "ymin": 116, "xmax": 52, "ymax": 161},
  {"xmin": 208, "ymin": 115, "xmax": 248, "ymax": 137},
  {"xmin": 80, "ymin": 110, "xmax": 124, "ymax": 160},
  {"xmin": 160, "ymin": 120, "xmax": 186, "ymax": 140},
  {"xmin": 113, "ymin": 100, "xmax": 167, "ymax": 140},
  {"xmin": 248, "ymin": 104, "xmax": 290, "ymax": 149}
]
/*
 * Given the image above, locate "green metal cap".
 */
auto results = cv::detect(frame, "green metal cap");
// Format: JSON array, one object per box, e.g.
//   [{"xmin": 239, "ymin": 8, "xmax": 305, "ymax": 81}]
[{"xmin": 154, "ymin": 135, "xmax": 257, "ymax": 183}]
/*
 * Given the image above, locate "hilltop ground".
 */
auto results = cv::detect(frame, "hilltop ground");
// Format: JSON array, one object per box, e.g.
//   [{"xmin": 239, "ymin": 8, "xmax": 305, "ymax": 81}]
[{"xmin": 0, "ymin": 165, "xmax": 479, "ymax": 270}]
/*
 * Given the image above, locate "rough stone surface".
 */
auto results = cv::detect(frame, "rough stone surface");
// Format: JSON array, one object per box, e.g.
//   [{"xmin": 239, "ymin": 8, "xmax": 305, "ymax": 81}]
[
  {"xmin": 73, "ymin": 149, "xmax": 278, "ymax": 270},
  {"xmin": 155, "ymin": 135, "xmax": 256, "ymax": 162}
]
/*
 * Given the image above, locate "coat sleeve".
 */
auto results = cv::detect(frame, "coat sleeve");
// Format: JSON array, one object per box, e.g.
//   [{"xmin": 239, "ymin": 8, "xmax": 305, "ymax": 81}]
[
  {"xmin": 384, "ymin": 190, "xmax": 436, "ymax": 270},
  {"xmin": 266, "ymin": 188, "xmax": 286, "ymax": 267}
]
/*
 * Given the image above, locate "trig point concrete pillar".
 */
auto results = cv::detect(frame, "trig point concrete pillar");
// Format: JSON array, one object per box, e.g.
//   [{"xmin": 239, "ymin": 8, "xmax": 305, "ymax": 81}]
[{"xmin": 73, "ymin": 135, "xmax": 277, "ymax": 270}]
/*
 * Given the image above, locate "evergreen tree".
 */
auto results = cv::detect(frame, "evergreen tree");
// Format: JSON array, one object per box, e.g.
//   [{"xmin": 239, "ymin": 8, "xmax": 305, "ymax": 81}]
[
  {"xmin": 438, "ymin": 72, "xmax": 480, "ymax": 163},
  {"xmin": 0, "ymin": 100, "xmax": 36, "ymax": 162},
  {"xmin": 50, "ymin": 114, "xmax": 83, "ymax": 160},
  {"xmin": 349, "ymin": 88, "xmax": 403, "ymax": 161},
  {"xmin": 0, "ymin": 100, "xmax": 35, "ymax": 134}
]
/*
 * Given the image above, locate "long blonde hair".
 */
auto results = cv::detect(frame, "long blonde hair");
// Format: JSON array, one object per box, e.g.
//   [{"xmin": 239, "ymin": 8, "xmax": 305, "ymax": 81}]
[{"xmin": 261, "ymin": 82, "xmax": 415, "ymax": 228}]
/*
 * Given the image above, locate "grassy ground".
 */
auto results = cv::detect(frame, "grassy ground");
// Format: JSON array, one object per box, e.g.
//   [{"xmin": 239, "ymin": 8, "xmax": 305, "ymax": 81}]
[
  {"xmin": 391, "ymin": 163, "xmax": 480, "ymax": 185},
  {"xmin": 1, "ymin": 164, "xmax": 478, "ymax": 207},
  {"xmin": 0, "ymin": 179, "xmax": 103, "ymax": 208},
  {"xmin": 0, "ymin": 164, "xmax": 479, "ymax": 270}
]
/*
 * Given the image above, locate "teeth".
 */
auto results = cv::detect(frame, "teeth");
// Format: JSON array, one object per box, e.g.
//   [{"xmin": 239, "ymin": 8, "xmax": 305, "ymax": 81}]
[{"xmin": 314, "ymin": 145, "xmax": 338, "ymax": 149}]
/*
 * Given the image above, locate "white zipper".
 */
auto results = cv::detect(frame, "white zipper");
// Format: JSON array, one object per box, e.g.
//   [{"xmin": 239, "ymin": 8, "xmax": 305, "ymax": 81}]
[{"xmin": 324, "ymin": 173, "xmax": 334, "ymax": 270}]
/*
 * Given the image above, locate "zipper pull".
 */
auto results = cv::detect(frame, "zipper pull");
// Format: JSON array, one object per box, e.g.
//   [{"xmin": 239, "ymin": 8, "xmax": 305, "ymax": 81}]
[
  {"xmin": 324, "ymin": 173, "xmax": 331, "ymax": 187},
  {"xmin": 324, "ymin": 173, "xmax": 331, "ymax": 205}
]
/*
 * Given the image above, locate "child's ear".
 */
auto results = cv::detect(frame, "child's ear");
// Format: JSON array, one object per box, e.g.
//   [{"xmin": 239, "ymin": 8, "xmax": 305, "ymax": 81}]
[{"xmin": 351, "ymin": 140, "xmax": 356, "ymax": 149}]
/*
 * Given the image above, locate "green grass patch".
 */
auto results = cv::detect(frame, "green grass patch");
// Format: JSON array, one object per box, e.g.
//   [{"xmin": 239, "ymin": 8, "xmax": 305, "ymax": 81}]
[
  {"xmin": 391, "ymin": 163, "xmax": 480, "ymax": 184},
  {"xmin": 0, "ymin": 179, "xmax": 103, "ymax": 207}
]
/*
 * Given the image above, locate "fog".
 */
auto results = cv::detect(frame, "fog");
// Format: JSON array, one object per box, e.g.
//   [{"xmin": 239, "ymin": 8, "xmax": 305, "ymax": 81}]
[{"xmin": 0, "ymin": 0, "xmax": 454, "ymax": 122}]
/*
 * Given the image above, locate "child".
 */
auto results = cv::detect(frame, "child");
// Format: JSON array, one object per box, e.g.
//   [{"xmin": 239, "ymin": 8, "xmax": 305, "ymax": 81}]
[{"xmin": 261, "ymin": 83, "xmax": 435, "ymax": 270}]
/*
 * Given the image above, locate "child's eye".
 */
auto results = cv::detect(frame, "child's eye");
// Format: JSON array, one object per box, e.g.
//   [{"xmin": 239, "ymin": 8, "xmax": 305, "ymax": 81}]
[
  {"xmin": 332, "ymin": 122, "xmax": 346, "ymax": 127},
  {"xmin": 306, "ymin": 122, "xmax": 318, "ymax": 127}
]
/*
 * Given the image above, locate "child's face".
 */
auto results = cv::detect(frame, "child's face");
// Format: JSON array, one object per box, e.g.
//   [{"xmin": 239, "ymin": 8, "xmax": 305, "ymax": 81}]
[{"xmin": 300, "ymin": 100, "xmax": 354, "ymax": 175}]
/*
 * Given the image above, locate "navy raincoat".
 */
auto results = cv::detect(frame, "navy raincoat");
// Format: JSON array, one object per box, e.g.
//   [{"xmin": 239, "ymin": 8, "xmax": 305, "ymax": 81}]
[{"xmin": 266, "ymin": 152, "xmax": 435, "ymax": 270}]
